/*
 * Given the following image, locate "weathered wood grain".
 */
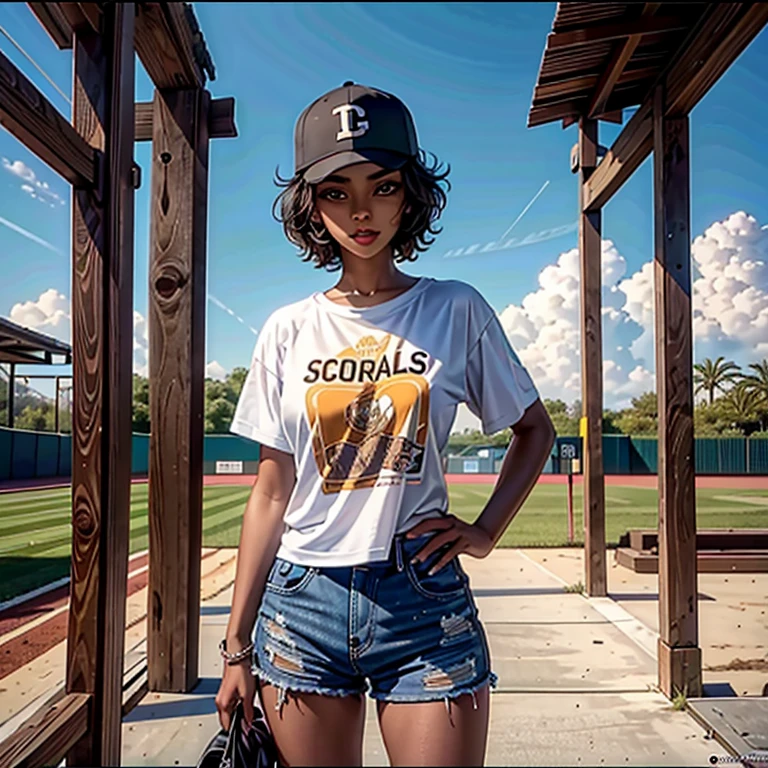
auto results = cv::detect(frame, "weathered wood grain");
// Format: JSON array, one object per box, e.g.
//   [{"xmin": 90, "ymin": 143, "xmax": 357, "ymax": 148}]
[
  {"xmin": 0, "ymin": 48, "xmax": 95, "ymax": 186},
  {"xmin": 0, "ymin": 693, "xmax": 90, "ymax": 768},
  {"xmin": 148, "ymin": 86, "xmax": 210, "ymax": 693},
  {"xmin": 582, "ymin": 3, "xmax": 768, "ymax": 211},
  {"xmin": 578, "ymin": 116, "xmax": 607, "ymax": 598},
  {"xmin": 547, "ymin": 15, "xmax": 689, "ymax": 51},
  {"xmin": 582, "ymin": 98, "xmax": 653, "ymax": 212},
  {"xmin": 135, "ymin": 3, "xmax": 204, "ymax": 89},
  {"xmin": 67, "ymin": 3, "xmax": 135, "ymax": 764},
  {"xmin": 27, "ymin": 3, "xmax": 74, "ymax": 49},
  {"xmin": 587, "ymin": 3, "xmax": 661, "ymax": 118},
  {"xmin": 135, "ymin": 96, "xmax": 237, "ymax": 142},
  {"xmin": 652, "ymin": 84, "xmax": 701, "ymax": 699}
]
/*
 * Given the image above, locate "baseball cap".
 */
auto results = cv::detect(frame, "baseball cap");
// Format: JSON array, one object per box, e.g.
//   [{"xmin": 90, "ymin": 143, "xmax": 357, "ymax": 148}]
[{"xmin": 294, "ymin": 81, "xmax": 419, "ymax": 183}]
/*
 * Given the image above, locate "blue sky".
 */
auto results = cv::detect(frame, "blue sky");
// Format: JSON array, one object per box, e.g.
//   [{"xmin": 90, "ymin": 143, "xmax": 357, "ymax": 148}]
[{"xmin": 1, "ymin": 3, "xmax": 767, "ymax": 427}]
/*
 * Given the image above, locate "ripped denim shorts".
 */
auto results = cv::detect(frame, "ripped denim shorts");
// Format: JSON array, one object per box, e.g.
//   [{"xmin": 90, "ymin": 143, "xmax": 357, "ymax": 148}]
[{"xmin": 252, "ymin": 532, "xmax": 497, "ymax": 708}]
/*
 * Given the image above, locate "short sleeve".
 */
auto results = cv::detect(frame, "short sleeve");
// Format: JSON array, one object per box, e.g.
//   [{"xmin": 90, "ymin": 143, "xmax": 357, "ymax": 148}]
[
  {"xmin": 465, "ymin": 314, "xmax": 539, "ymax": 435},
  {"xmin": 230, "ymin": 315, "xmax": 292, "ymax": 453}
]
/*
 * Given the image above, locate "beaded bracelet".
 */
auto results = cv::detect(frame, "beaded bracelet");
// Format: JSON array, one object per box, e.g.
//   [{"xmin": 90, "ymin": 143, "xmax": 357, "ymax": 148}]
[{"xmin": 218, "ymin": 638, "xmax": 254, "ymax": 665}]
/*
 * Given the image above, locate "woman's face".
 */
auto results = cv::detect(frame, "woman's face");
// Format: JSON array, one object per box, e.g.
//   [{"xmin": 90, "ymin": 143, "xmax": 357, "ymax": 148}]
[{"xmin": 312, "ymin": 162, "xmax": 407, "ymax": 261}]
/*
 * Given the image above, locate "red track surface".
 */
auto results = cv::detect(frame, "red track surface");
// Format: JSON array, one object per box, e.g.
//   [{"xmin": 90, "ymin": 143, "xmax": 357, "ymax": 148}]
[
  {"xmin": 0, "ymin": 550, "xmax": 220, "ymax": 680},
  {"xmin": 201, "ymin": 473, "xmax": 768, "ymax": 489}
]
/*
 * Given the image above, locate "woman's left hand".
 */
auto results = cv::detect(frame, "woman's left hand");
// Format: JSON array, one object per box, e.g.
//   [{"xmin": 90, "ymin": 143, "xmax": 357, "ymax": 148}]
[{"xmin": 406, "ymin": 515, "xmax": 494, "ymax": 574}]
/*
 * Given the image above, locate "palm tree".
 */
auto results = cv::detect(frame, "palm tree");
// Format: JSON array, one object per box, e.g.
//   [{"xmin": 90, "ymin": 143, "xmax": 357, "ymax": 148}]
[
  {"xmin": 737, "ymin": 360, "xmax": 768, "ymax": 431},
  {"xmin": 693, "ymin": 357, "xmax": 741, "ymax": 405},
  {"xmin": 722, "ymin": 387, "xmax": 762, "ymax": 434}
]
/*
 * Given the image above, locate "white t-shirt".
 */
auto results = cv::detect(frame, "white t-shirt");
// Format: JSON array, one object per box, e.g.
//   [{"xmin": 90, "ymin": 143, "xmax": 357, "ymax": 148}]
[{"xmin": 230, "ymin": 276, "xmax": 539, "ymax": 567}]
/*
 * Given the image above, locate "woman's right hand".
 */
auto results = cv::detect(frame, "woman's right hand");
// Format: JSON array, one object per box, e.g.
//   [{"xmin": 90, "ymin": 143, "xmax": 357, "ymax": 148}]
[{"xmin": 215, "ymin": 659, "xmax": 256, "ymax": 732}]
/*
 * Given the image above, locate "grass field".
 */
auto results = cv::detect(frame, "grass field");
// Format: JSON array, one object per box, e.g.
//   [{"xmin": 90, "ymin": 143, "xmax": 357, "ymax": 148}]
[{"xmin": 1, "ymin": 481, "xmax": 766, "ymax": 603}]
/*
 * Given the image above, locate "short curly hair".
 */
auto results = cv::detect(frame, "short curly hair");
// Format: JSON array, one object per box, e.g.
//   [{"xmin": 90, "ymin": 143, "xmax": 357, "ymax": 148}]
[{"xmin": 271, "ymin": 150, "xmax": 451, "ymax": 271}]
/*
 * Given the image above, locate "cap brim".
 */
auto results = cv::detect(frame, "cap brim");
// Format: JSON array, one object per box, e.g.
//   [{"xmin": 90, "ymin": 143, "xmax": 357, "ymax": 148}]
[{"xmin": 302, "ymin": 150, "xmax": 409, "ymax": 184}]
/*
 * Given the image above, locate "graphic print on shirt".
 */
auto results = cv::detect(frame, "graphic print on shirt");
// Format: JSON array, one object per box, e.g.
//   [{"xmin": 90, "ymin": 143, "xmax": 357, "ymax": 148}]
[{"xmin": 303, "ymin": 334, "xmax": 430, "ymax": 494}]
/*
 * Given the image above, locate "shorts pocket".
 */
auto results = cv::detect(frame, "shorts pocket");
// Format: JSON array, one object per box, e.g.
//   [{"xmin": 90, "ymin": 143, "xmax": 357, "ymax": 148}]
[
  {"xmin": 405, "ymin": 550, "xmax": 467, "ymax": 601},
  {"xmin": 265, "ymin": 558, "xmax": 317, "ymax": 595}
]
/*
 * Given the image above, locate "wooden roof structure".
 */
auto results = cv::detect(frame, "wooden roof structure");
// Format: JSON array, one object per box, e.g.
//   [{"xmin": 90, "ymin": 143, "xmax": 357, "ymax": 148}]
[
  {"xmin": 527, "ymin": 1, "xmax": 768, "ymax": 708},
  {"xmin": 0, "ymin": 317, "xmax": 72, "ymax": 365},
  {"xmin": 528, "ymin": 2, "xmax": 710, "ymax": 127},
  {"xmin": 0, "ymin": 3, "xmax": 237, "ymax": 765}
]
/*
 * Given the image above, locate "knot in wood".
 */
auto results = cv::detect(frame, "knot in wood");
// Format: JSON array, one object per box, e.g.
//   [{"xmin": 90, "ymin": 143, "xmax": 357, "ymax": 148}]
[
  {"xmin": 73, "ymin": 505, "xmax": 95, "ymax": 536},
  {"xmin": 155, "ymin": 271, "xmax": 187, "ymax": 299},
  {"xmin": 160, "ymin": 151, "xmax": 172, "ymax": 165}
]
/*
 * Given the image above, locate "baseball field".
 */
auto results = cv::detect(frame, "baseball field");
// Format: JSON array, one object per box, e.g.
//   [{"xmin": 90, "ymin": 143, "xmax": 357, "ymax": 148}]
[{"xmin": 1, "ymin": 476, "xmax": 767, "ymax": 603}]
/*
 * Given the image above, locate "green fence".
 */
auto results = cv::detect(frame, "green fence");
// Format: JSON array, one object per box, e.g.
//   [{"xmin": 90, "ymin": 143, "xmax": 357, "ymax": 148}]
[
  {"xmin": 0, "ymin": 427, "xmax": 260, "ymax": 482},
  {"xmin": 1, "ymin": 427, "xmax": 767, "ymax": 482}
]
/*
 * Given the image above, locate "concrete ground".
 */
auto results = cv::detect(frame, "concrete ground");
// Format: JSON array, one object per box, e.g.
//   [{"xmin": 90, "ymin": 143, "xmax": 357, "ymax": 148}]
[
  {"xmin": 117, "ymin": 548, "xmax": 738, "ymax": 767},
  {"xmin": 2, "ymin": 544, "xmax": 763, "ymax": 765},
  {"xmin": 520, "ymin": 547, "xmax": 768, "ymax": 698}
]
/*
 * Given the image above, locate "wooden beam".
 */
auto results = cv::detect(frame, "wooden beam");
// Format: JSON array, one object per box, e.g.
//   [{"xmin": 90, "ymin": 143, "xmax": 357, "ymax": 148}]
[
  {"xmin": 7, "ymin": 363, "xmax": 14, "ymax": 429},
  {"xmin": 652, "ymin": 84, "xmax": 701, "ymax": 701},
  {"xmin": 563, "ymin": 110, "xmax": 623, "ymax": 130},
  {"xmin": 578, "ymin": 117, "xmax": 606, "ymax": 598},
  {"xmin": 0, "ymin": 49, "xmax": 95, "ymax": 187},
  {"xmin": 587, "ymin": 4, "xmax": 661, "ymax": 118},
  {"xmin": 59, "ymin": 3, "xmax": 101, "ymax": 35},
  {"xmin": 148, "ymin": 86, "xmax": 210, "ymax": 693},
  {"xmin": 583, "ymin": 99, "xmax": 653, "ymax": 211},
  {"xmin": 135, "ymin": 96, "xmax": 237, "ymax": 141},
  {"xmin": 665, "ymin": 2, "xmax": 768, "ymax": 116},
  {"xmin": 67, "ymin": 4, "xmax": 135, "ymax": 764},
  {"xmin": 0, "ymin": 693, "xmax": 91, "ymax": 768},
  {"xmin": 135, "ymin": 3, "xmax": 205, "ymax": 89},
  {"xmin": 27, "ymin": 3, "xmax": 74, "ymax": 49},
  {"xmin": 547, "ymin": 15, "xmax": 688, "ymax": 51},
  {"xmin": 582, "ymin": 3, "xmax": 768, "ymax": 210},
  {"xmin": 535, "ymin": 65, "xmax": 658, "ymax": 103}
]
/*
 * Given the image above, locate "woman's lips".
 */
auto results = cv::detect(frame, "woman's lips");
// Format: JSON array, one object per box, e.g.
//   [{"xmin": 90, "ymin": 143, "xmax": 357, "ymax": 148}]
[{"xmin": 351, "ymin": 231, "xmax": 380, "ymax": 246}]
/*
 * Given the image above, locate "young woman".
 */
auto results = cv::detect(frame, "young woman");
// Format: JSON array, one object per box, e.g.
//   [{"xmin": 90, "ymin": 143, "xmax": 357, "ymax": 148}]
[{"xmin": 215, "ymin": 82, "xmax": 555, "ymax": 767}]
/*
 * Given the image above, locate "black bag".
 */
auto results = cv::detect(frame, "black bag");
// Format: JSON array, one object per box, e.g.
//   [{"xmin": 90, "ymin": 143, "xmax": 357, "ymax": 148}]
[{"xmin": 197, "ymin": 699, "xmax": 278, "ymax": 768}]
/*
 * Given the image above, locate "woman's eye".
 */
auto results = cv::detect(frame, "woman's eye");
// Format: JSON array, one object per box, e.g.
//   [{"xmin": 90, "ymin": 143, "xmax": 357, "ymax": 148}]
[
  {"xmin": 376, "ymin": 181, "xmax": 401, "ymax": 195},
  {"xmin": 319, "ymin": 188, "xmax": 345, "ymax": 200}
]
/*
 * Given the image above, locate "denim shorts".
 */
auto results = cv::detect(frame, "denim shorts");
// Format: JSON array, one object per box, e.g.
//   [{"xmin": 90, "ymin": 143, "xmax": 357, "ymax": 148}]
[{"xmin": 252, "ymin": 533, "xmax": 497, "ymax": 705}]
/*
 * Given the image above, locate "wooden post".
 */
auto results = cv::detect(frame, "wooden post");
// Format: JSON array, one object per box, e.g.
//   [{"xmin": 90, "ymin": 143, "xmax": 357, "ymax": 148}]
[
  {"xmin": 55, "ymin": 376, "xmax": 60, "ymax": 434},
  {"xmin": 8, "ymin": 363, "xmax": 15, "ymax": 429},
  {"xmin": 148, "ymin": 87, "xmax": 210, "ymax": 692},
  {"xmin": 67, "ymin": 4, "xmax": 135, "ymax": 764},
  {"xmin": 652, "ymin": 85, "xmax": 701, "ymax": 700},
  {"xmin": 578, "ymin": 117, "xmax": 607, "ymax": 597}
]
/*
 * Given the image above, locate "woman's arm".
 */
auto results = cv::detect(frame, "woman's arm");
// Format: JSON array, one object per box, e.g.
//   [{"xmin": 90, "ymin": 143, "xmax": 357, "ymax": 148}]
[
  {"xmin": 408, "ymin": 399, "xmax": 555, "ymax": 570},
  {"xmin": 224, "ymin": 445, "xmax": 296, "ymax": 652}
]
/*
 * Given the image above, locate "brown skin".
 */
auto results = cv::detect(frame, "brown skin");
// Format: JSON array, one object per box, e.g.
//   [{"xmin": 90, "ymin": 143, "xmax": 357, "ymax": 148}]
[
  {"xmin": 312, "ymin": 161, "xmax": 418, "ymax": 303},
  {"xmin": 215, "ymin": 160, "xmax": 556, "ymax": 765}
]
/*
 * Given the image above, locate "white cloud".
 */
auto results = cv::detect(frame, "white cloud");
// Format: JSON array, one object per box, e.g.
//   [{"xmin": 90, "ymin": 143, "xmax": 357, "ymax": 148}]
[
  {"xmin": 2, "ymin": 157, "xmax": 67, "ymax": 208},
  {"xmin": 497, "ymin": 238, "xmax": 652, "ymax": 414},
  {"xmin": 10, "ymin": 289, "xmax": 70, "ymax": 339},
  {"xmin": 454, "ymin": 210, "xmax": 768, "ymax": 434},
  {"xmin": 133, "ymin": 311, "xmax": 149, "ymax": 377},
  {"xmin": 6, "ymin": 290, "xmax": 149, "ymax": 375},
  {"xmin": 206, "ymin": 360, "xmax": 228, "ymax": 381}
]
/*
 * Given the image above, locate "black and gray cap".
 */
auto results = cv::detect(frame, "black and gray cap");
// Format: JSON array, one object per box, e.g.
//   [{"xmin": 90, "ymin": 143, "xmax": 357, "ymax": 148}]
[{"xmin": 294, "ymin": 81, "xmax": 419, "ymax": 184}]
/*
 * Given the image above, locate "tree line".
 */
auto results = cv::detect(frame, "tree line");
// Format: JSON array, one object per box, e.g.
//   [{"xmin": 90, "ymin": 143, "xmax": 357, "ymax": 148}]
[
  {"xmin": 2, "ymin": 356, "xmax": 767, "ymax": 442},
  {"xmin": 447, "ymin": 356, "xmax": 768, "ymax": 453}
]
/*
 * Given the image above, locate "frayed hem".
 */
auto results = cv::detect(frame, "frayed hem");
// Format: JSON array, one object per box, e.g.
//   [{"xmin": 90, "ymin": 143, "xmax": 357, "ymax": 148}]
[
  {"xmin": 369, "ymin": 672, "xmax": 498, "ymax": 704},
  {"xmin": 252, "ymin": 664, "xmax": 367, "ymax": 701}
]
